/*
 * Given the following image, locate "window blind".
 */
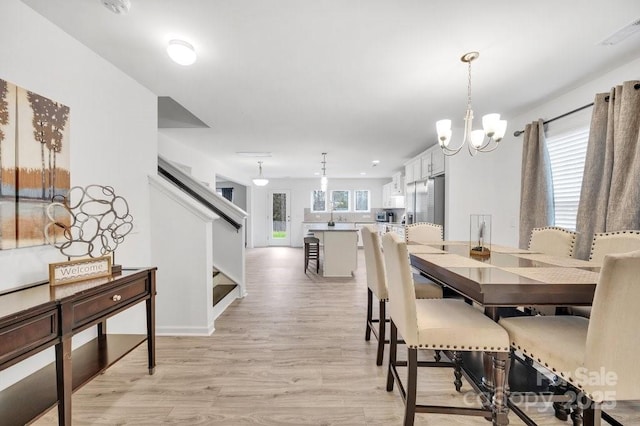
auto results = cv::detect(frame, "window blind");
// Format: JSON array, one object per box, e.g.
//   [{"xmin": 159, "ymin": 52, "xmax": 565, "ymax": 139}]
[{"xmin": 546, "ymin": 128, "xmax": 589, "ymax": 230}]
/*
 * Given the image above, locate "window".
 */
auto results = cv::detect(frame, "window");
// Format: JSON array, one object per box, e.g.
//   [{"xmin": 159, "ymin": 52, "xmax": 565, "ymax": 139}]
[
  {"xmin": 354, "ymin": 190, "xmax": 370, "ymax": 212},
  {"xmin": 546, "ymin": 128, "xmax": 589, "ymax": 230},
  {"xmin": 330, "ymin": 190, "xmax": 350, "ymax": 211},
  {"xmin": 311, "ymin": 190, "xmax": 326, "ymax": 212}
]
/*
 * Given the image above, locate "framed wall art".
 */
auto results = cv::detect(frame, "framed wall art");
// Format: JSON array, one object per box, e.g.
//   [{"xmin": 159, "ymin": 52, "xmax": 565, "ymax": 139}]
[{"xmin": 0, "ymin": 78, "xmax": 70, "ymax": 249}]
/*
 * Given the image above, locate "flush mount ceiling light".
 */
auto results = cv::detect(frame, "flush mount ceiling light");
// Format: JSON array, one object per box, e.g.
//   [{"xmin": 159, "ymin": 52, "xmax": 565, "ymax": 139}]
[
  {"xmin": 101, "ymin": 0, "xmax": 131, "ymax": 14},
  {"xmin": 436, "ymin": 52, "xmax": 507, "ymax": 156},
  {"xmin": 167, "ymin": 39, "xmax": 197, "ymax": 66},
  {"xmin": 252, "ymin": 161, "xmax": 269, "ymax": 186}
]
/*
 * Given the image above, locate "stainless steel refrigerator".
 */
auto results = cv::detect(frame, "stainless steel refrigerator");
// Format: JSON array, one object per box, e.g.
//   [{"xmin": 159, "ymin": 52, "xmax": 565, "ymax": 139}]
[{"xmin": 405, "ymin": 175, "xmax": 445, "ymax": 227}]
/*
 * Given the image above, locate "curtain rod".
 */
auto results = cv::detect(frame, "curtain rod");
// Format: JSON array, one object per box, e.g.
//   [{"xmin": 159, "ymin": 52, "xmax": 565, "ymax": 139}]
[{"xmin": 513, "ymin": 82, "xmax": 640, "ymax": 137}]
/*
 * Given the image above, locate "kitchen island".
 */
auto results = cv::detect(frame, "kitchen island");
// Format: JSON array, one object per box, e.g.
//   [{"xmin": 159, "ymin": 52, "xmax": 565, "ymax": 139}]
[{"xmin": 307, "ymin": 223, "xmax": 358, "ymax": 277}]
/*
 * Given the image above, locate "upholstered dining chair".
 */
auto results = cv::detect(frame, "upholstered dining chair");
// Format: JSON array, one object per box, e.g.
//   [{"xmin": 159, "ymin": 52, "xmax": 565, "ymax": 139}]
[
  {"xmin": 500, "ymin": 250, "xmax": 640, "ymax": 426},
  {"xmin": 571, "ymin": 230, "xmax": 640, "ymax": 318},
  {"xmin": 382, "ymin": 232, "xmax": 511, "ymax": 426},
  {"xmin": 527, "ymin": 226, "xmax": 579, "ymax": 315},
  {"xmin": 361, "ymin": 225, "xmax": 443, "ymax": 366},
  {"xmin": 528, "ymin": 226, "xmax": 577, "ymax": 257},
  {"xmin": 405, "ymin": 222, "xmax": 443, "ymax": 244}
]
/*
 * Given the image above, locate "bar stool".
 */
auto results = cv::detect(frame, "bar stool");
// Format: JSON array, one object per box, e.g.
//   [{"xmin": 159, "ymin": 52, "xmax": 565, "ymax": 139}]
[{"xmin": 304, "ymin": 235, "xmax": 320, "ymax": 273}]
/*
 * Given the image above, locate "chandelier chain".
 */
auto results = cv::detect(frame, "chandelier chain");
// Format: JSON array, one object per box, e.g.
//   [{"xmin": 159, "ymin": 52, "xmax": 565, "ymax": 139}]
[{"xmin": 467, "ymin": 60, "xmax": 473, "ymax": 109}]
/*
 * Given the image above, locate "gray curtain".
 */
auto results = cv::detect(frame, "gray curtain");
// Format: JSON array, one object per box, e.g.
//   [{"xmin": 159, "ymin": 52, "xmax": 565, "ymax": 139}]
[
  {"xmin": 519, "ymin": 119, "xmax": 555, "ymax": 248},
  {"xmin": 574, "ymin": 80, "xmax": 640, "ymax": 259}
]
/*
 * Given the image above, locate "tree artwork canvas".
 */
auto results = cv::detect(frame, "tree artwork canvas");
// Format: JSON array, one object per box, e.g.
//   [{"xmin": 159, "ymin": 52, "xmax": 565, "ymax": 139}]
[{"xmin": 0, "ymin": 78, "xmax": 70, "ymax": 249}]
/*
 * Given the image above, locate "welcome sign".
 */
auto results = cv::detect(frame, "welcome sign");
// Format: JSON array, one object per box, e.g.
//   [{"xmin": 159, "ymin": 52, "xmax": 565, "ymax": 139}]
[{"xmin": 49, "ymin": 256, "xmax": 112, "ymax": 286}]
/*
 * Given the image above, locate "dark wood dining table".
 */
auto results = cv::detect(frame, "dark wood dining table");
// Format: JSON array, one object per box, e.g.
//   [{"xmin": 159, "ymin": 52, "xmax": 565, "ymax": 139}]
[
  {"xmin": 408, "ymin": 241, "xmax": 599, "ymax": 320},
  {"xmin": 408, "ymin": 241, "xmax": 601, "ymax": 425}
]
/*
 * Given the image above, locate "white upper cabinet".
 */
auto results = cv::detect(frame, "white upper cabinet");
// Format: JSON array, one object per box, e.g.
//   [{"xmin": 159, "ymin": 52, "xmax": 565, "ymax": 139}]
[
  {"xmin": 405, "ymin": 145, "xmax": 445, "ymax": 184},
  {"xmin": 405, "ymin": 159, "xmax": 421, "ymax": 184},
  {"xmin": 382, "ymin": 181, "xmax": 404, "ymax": 208},
  {"xmin": 420, "ymin": 154, "xmax": 432, "ymax": 180},
  {"xmin": 391, "ymin": 172, "xmax": 404, "ymax": 195},
  {"xmin": 430, "ymin": 147, "xmax": 445, "ymax": 176},
  {"xmin": 419, "ymin": 146, "xmax": 446, "ymax": 180}
]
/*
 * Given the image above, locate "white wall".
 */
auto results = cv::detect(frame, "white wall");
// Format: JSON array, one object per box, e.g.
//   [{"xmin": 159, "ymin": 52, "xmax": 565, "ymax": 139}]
[
  {"xmin": 446, "ymin": 56, "xmax": 640, "ymax": 247},
  {"xmin": 0, "ymin": 0, "xmax": 156, "ymax": 389},
  {"xmin": 149, "ymin": 176, "xmax": 217, "ymax": 335},
  {"xmin": 216, "ymin": 180, "xmax": 248, "ymax": 211},
  {"xmin": 158, "ymin": 132, "xmax": 253, "ymax": 188},
  {"xmin": 158, "ymin": 133, "xmax": 218, "ymax": 187},
  {"xmin": 252, "ymin": 177, "xmax": 387, "ymax": 247}
]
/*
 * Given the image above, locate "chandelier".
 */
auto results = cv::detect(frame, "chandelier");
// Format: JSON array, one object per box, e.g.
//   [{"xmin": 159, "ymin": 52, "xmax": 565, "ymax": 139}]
[
  {"xmin": 436, "ymin": 52, "xmax": 507, "ymax": 156},
  {"xmin": 320, "ymin": 153, "xmax": 328, "ymax": 192},
  {"xmin": 252, "ymin": 161, "xmax": 269, "ymax": 186}
]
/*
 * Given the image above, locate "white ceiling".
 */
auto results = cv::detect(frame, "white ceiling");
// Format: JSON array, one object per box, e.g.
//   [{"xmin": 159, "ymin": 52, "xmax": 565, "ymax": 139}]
[{"xmin": 22, "ymin": 0, "xmax": 640, "ymax": 181}]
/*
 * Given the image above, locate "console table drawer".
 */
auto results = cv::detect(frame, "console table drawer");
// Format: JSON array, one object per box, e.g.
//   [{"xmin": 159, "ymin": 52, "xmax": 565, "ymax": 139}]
[
  {"xmin": 73, "ymin": 278, "xmax": 148, "ymax": 328},
  {"xmin": 0, "ymin": 308, "xmax": 58, "ymax": 367}
]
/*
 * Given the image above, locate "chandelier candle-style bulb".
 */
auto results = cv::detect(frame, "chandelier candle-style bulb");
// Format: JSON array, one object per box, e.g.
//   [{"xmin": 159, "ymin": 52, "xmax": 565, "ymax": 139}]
[
  {"xmin": 436, "ymin": 51, "xmax": 507, "ymax": 156},
  {"xmin": 436, "ymin": 120, "xmax": 452, "ymax": 147}
]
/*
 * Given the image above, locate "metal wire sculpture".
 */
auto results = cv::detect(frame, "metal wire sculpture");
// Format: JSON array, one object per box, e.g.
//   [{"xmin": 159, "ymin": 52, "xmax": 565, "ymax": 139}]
[{"xmin": 44, "ymin": 185, "xmax": 134, "ymax": 259}]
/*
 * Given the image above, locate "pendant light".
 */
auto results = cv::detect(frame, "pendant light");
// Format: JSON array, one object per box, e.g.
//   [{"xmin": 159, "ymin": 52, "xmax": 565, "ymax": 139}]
[
  {"xmin": 252, "ymin": 161, "xmax": 269, "ymax": 186},
  {"xmin": 320, "ymin": 153, "xmax": 328, "ymax": 192}
]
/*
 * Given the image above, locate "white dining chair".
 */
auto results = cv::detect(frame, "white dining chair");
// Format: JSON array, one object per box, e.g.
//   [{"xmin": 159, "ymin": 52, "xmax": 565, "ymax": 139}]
[
  {"xmin": 382, "ymin": 232, "xmax": 510, "ymax": 426},
  {"xmin": 528, "ymin": 226, "xmax": 577, "ymax": 257},
  {"xmin": 405, "ymin": 222, "xmax": 443, "ymax": 244},
  {"xmin": 361, "ymin": 225, "xmax": 442, "ymax": 366},
  {"xmin": 500, "ymin": 250, "xmax": 640, "ymax": 425},
  {"xmin": 571, "ymin": 230, "xmax": 640, "ymax": 318},
  {"xmin": 527, "ymin": 226, "xmax": 578, "ymax": 315}
]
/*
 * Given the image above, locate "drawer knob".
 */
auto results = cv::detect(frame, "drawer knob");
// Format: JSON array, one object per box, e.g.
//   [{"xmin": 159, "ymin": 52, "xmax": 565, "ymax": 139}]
[{"xmin": 112, "ymin": 294, "xmax": 122, "ymax": 302}]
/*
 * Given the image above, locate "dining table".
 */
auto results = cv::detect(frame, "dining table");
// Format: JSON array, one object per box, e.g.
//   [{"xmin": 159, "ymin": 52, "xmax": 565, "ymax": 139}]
[
  {"xmin": 407, "ymin": 241, "xmax": 601, "ymax": 426},
  {"xmin": 408, "ymin": 241, "xmax": 599, "ymax": 320}
]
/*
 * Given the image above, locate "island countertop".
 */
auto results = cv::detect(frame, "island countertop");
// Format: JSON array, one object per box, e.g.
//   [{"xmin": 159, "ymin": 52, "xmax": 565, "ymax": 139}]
[{"xmin": 307, "ymin": 223, "xmax": 359, "ymax": 232}]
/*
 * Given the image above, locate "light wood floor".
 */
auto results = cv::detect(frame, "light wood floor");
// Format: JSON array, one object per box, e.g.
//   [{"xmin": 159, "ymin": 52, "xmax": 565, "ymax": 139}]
[{"xmin": 33, "ymin": 247, "xmax": 639, "ymax": 425}]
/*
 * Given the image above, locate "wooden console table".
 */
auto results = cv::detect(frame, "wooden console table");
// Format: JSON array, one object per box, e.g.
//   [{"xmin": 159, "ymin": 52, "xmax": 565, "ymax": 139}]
[{"xmin": 0, "ymin": 267, "xmax": 157, "ymax": 425}]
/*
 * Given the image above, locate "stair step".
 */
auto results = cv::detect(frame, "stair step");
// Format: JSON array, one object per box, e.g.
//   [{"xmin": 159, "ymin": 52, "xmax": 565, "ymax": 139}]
[{"xmin": 213, "ymin": 284, "xmax": 237, "ymax": 307}]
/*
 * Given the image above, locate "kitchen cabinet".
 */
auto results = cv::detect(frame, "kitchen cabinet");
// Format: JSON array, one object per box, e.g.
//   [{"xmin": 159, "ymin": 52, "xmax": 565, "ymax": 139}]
[
  {"xmin": 430, "ymin": 146, "xmax": 445, "ymax": 175},
  {"xmin": 391, "ymin": 172, "xmax": 404, "ymax": 195},
  {"xmin": 354, "ymin": 223, "xmax": 373, "ymax": 248},
  {"xmin": 405, "ymin": 159, "xmax": 421, "ymax": 184},
  {"xmin": 420, "ymin": 146, "xmax": 445, "ymax": 179},
  {"xmin": 382, "ymin": 183, "xmax": 390, "ymax": 208},
  {"xmin": 391, "ymin": 224, "xmax": 405, "ymax": 238},
  {"xmin": 376, "ymin": 223, "xmax": 405, "ymax": 239},
  {"xmin": 382, "ymin": 183, "xmax": 404, "ymax": 208},
  {"xmin": 306, "ymin": 223, "xmax": 358, "ymax": 277}
]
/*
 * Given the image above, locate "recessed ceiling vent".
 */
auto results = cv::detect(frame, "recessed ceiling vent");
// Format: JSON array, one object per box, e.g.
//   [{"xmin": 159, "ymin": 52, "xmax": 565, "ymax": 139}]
[
  {"xmin": 600, "ymin": 18, "xmax": 640, "ymax": 45},
  {"xmin": 101, "ymin": 0, "xmax": 131, "ymax": 15}
]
